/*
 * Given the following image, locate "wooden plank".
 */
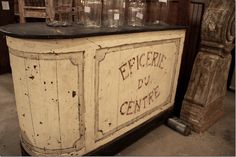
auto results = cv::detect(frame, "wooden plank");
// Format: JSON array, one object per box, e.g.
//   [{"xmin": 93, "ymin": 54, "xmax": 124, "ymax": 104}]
[
  {"xmin": 18, "ymin": 0, "xmax": 26, "ymax": 23},
  {"xmin": 57, "ymin": 59, "xmax": 81, "ymax": 148},
  {"xmin": 24, "ymin": 6, "xmax": 46, "ymax": 9},
  {"xmin": 39, "ymin": 59, "xmax": 62, "ymax": 150},
  {"xmin": 17, "ymin": 0, "xmax": 47, "ymax": 22},
  {"xmin": 96, "ymin": 49, "xmax": 120, "ymax": 136},
  {"xmin": 10, "ymin": 54, "xmax": 36, "ymax": 146},
  {"xmin": 24, "ymin": 10, "xmax": 46, "ymax": 18},
  {"xmin": 25, "ymin": 59, "xmax": 61, "ymax": 149}
]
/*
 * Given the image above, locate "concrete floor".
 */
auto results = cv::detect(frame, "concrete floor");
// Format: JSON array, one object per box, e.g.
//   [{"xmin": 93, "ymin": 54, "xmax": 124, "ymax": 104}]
[{"xmin": 0, "ymin": 73, "xmax": 235, "ymax": 156}]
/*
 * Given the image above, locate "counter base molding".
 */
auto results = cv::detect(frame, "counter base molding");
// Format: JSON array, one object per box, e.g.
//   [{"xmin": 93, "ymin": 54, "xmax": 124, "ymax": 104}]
[
  {"xmin": 181, "ymin": 52, "xmax": 231, "ymax": 133},
  {"xmin": 7, "ymin": 30, "xmax": 185, "ymax": 156}
]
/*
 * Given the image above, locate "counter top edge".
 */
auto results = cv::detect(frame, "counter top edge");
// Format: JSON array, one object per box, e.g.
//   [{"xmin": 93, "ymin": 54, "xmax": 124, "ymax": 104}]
[{"xmin": 0, "ymin": 22, "xmax": 187, "ymax": 39}]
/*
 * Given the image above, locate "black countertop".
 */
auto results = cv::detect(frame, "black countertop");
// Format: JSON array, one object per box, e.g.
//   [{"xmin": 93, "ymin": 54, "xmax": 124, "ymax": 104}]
[{"xmin": 0, "ymin": 22, "xmax": 186, "ymax": 39}]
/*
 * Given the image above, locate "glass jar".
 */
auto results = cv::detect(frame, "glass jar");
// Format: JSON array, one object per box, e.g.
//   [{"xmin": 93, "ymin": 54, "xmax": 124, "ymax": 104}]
[
  {"xmin": 127, "ymin": 0, "xmax": 146, "ymax": 27},
  {"xmin": 83, "ymin": 0, "xmax": 102, "ymax": 27},
  {"xmin": 75, "ymin": 0, "xmax": 85, "ymax": 25},
  {"xmin": 148, "ymin": 0, "xmax": 169, "ymax": 25},
  {"xmin": 103, "ymin": 0, "xmax": 125, "ymax": 28},
  {"xmin": 46, "ymin": 0, "xmax": 73, "ymax": 27}
]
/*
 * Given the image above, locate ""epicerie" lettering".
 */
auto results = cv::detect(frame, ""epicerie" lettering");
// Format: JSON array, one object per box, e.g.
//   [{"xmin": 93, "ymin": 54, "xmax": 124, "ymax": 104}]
[{"xmin": 119, "ymin": 51, "xmax": 166, "ymax": 81}]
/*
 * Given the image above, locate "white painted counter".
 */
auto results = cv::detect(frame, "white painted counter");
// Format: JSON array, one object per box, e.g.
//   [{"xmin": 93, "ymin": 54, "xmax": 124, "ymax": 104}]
[{"xmin": 6, "ymin": 29, "xmax": 185, "ymax": 155}]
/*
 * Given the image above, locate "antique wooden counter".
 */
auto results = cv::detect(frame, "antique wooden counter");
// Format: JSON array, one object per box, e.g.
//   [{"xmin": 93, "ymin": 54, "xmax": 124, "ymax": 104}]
[{"xmin": 0, "ymin": 23, "xmax": 186, "ymax": 156}]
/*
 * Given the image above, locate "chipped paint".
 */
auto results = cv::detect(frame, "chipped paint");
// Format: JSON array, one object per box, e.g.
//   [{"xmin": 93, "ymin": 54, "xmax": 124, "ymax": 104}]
[{"xmin": 7, "ymin": 30, "xmax": 185, "ymax": 155}]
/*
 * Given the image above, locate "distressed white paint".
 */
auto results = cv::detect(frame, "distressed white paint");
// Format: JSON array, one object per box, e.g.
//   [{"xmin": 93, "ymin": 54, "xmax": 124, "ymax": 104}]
[{"xmin": 7, "ymin": 30, "xmax": 185, "ymax": 155}]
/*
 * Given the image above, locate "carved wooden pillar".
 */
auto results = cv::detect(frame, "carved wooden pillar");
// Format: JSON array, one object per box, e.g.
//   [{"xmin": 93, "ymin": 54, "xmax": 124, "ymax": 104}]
[{"xmin": 180, "ymin": 0, "xmax": 235, "ymax": 133}]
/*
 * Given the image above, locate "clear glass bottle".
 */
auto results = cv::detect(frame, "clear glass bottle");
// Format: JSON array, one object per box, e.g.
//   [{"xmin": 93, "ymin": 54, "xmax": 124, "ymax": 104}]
[
  {"xmin": 148, "ymin": 0, "xmax": 169, "ymax": 25},
  {"xmin": 75, "ymin": 0, "xmax": 85, "ymax": 25},
  {"xmin": 159, "ymin": 0, "xmax": 170, "ymax": 24},
  {"xmin": 83, "ymin": 0, "xmax": 102, "ymax": 27},
  {"xmin": 103, "ymin": 0, "xmax": 125, "ymax": 28},
  {"xmin": 127, "ymin": 0, "xmax": 146, "ymax": 27},
  {"xmin": 46, "ymin": 0, "xmax": 73, "ymax": 27}
]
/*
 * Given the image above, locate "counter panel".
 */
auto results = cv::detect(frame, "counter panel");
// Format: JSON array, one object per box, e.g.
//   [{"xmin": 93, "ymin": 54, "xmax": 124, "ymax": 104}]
[
  {"xmin": 5, "ymin": 29, "xmax": 185, "ymax": 155},
  {"xmin": 95, "ymin": 39, "xmax": 181, "ymax": 141}
]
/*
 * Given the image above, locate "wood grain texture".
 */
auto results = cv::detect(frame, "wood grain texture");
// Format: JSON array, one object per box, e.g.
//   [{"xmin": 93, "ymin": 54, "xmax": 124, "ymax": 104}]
[
  {"xmin": 180, "ymin": 0, "xmax": 235, "ymax": 133},
  {"xmin": 17, "ymin": 0, "xmax": 46, "ymax": 23},
  {"xmin": 9, "ymin": 46, "xmax": 85, "ymax": 155}
]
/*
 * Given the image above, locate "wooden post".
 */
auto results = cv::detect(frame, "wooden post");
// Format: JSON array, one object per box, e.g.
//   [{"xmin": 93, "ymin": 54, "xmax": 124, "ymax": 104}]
[
  {"xmin": 180, "ymin": 0, "xmax": 235, "ymax": 133},
  {"xmin": 18, "ymin": 0, "xmax": 26, "ymax": 23}
]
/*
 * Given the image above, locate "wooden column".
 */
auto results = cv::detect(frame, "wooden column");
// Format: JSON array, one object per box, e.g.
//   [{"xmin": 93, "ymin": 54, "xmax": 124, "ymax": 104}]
[
  {"xmin": 180, "ymin": 0, "xmax": 235, "ymax": 133},
  {"xmin": 18, "ymin": 0, "xmax": 26, "ymax": 23}
]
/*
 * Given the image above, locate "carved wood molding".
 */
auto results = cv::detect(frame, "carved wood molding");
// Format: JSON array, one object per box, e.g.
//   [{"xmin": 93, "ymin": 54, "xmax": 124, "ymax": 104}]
[
  {"xmin": 201, "ymin": 0, "xmax": 235, "ymax": 55},
  {"xmin": 181, "ymin": 0, "xmax": 235, "ymax": 133}
]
